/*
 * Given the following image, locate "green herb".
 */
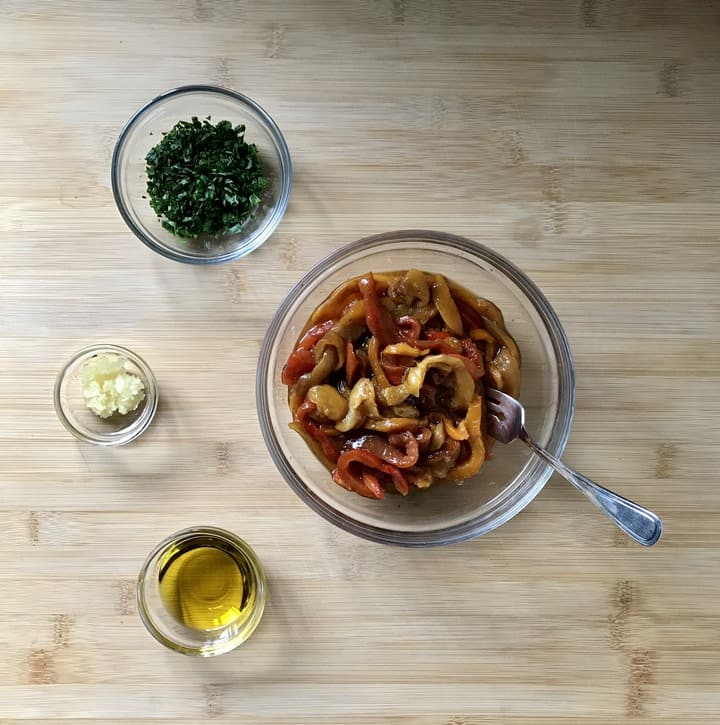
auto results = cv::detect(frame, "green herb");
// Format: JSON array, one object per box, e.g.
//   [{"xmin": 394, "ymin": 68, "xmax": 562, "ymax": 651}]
[{"xmin": 145, "ymin": 116, "xmax": 267, "ymax": 238}]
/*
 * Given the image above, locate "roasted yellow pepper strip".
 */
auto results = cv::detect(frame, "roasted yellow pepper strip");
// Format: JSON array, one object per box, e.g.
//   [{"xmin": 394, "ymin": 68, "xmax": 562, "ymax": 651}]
[
  {"xmin": 380, "ymin": 353, "xmax": 474, "ymax": 408},
  {"xmin": 306, "ymin": 385, "xmax": 349, "ymax": 422},
  {"xmin": 448, "ymin": 395, "xmax": 485, "ymax": 480},
  {"xmin": 289, "ymin": 348, "xmax": 338, "ymax": 412},
  {"xmin": 382, "ymin": 342, "xmax": 429, "ymax": 358},
  {"xmin": 367, "ymin": 335, "xmax": 390, "ymax": 388},
  {"xmin": 335, "ymin": 378, "xmax": 381, "ymax": 432},
  {"xmin": 432, "ymin": 275, "xmax": 464, "ymax": 335},
  {"xmin": 441, "ymin": 414, "xmax": 469, "ymax": 441}
]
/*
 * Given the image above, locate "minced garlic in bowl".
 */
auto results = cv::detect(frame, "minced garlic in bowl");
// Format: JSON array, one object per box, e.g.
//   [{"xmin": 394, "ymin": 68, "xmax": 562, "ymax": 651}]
[
  {"xmin": 80, "ymin": 353, "xmax": 146, "ymax": 419},
  {"xmin": 54, "ymin": 344, "xmax": 158, "ymax": 446}
]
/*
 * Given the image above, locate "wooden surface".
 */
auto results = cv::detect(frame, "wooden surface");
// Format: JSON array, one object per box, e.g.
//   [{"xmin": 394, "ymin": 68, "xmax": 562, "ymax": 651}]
[{"xmin": 1, "ymin": 1, "xmax": 719, "ymax": 722}]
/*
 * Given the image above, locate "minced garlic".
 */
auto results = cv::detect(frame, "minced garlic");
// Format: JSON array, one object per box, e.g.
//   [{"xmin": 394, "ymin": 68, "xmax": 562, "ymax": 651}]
[{"xmin": 81, "ymin": 354, "xmax": 146, "ymax": 419}]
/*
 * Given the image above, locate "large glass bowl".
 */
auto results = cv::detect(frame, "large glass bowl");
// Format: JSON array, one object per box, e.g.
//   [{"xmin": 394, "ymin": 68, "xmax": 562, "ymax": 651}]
[
  {"xmin": 257, "ymin": 231, "xmax": 575, "ymax": 546},
  {"xmin": 112, "ymin": 85, "xmax": 291, "ymax": 264}
]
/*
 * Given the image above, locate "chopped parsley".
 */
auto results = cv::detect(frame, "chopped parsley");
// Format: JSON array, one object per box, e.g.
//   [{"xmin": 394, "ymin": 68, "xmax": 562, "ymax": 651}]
[{"xmin": 145, "ymin": 116, "xmax": 267, "ymax": 238}]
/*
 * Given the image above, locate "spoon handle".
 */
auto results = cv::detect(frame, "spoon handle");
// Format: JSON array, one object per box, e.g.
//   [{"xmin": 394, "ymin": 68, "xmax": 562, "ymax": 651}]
[{"xmin": 520, "ymin": 428, "xmax": 663, "ymax": 547}]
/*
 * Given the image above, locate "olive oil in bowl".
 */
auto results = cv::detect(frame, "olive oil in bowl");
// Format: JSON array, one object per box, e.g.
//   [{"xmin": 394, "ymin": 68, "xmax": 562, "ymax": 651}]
[
  {"xmin": 137, "ymin": 527, "xmax": 266, "ymax": 656},
  {"xmin": 159, "ymin": 544, "xmax": 250, "ymax": 631}
]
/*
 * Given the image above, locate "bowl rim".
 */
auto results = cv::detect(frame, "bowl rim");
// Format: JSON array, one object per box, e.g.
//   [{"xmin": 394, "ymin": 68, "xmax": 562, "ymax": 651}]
[
  {"xmin": 257, "ymin": 230, "xmax": 576, "ymax": 547},
  {"xmin": 53, "ymin": 343, "xmax": 158, "ymax": 446},
  {"xmin": 111, "ymin": 84, "xmax": 292, "ymax": 265}
]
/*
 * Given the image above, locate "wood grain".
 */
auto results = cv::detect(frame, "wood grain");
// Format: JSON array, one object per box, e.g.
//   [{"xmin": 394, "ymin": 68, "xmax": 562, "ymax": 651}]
[{"xmin": 1, "ymin": 0, "xmax": 719, "ymax": 722}]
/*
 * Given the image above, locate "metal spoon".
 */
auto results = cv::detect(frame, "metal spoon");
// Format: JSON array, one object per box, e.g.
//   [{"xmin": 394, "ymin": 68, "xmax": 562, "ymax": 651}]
[{"xmin": 485, "ymin": 387, "xmax": 663, "ymax": 546}]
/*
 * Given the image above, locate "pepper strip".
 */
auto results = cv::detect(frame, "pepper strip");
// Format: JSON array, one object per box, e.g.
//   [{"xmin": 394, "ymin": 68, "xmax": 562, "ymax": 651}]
[
  {"xmin": 411, "ymin": 333, "xmax": 463, "ymax": 355},
  {"xmin": 460, "ymin": 339, "xmax": 485, "ymax": 376},
  {"xmin": 431, "ymin": 275, "xmax": 464, "ymax": 335},
  {"xmin": 381, "ymin": 358, "xmax": 406, "ymax": 385},
  {"xmin": 295, "ymin": 400, "xmax": 340, "ymax": 464},
  {"xmin": 333, "ymin": 448, "xmax": 410, "ymax": 498},
  {"xmin": 447, "ymin": 395, "xmax": 485, "ymax": 480},
  {"xmin": 283, "ymin": 318, "xmax": 337, "ymax": 385},
  {"xmin": 381, "ymin": 342, "xmax": 428, "ymax": 386},
  {"xmin": 448, "ymin": 353, "xmax": 482, "ymax": 381},
  {"xmin": 346, "ymin": 341, "xmax": 361, "ymax": 385},
  {"xmin": 469, "ymin": 327, "xmax": 495, "ymax": 345},
  {"xmin": 457, "ymin": 299, "xmax": 483, "ymax": 332},
  {"xmin": 289, "ymin": 347, "xmax": 338, "ymax": 412},
  {"xmin": 347, "ymin": 432, "xmax": 419, "ymax": 469},
  {"xmin": 297, "ymin": 319, "xmax": 335, "ymax": 351},
  {"xmin": 367, "ymin": 335, "xmax": 390, "ymax": 388},
  {"xmin": 360, "ymin": 471, "xmax": 384, "ymax": 499},
  {"xmin": 397, "ymin": 315, "xmax": 421, "ymax": 341},
  {"xmin": 359, "ymin": 273, "xmax": 398, "ymax": 347},
  {"xmin": 282, "ymin": 348, "xmax": 315, "ymax": 385},
  {"xmin": 315, "ymin": 329, "xmax": 346, "ymax": 371},
  {"xmin": 440, "ymin": 414, "xmax": 469, "ymax": 441},
  {"xmin": 364, "ymin": 417, "xmax": 427, "ymax": 433},
  {"xmin": 310, "ymin": 281, "xmax": 362, "ymax": 325}
]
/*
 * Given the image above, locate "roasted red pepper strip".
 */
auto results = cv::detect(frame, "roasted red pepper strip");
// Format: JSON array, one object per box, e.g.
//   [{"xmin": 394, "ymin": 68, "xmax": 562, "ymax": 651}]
[
  {"xmin": 360, "ymin": 471, "xmax": 384, "ymax": 499},
  {"xmin": 411, "ymin": 338, "xmax": 442, "ymax": 351},
  {"xmin": 411, "ymin": 332, "xmax": 462, "ymax": 355},
  {"xmin": 333, "ymin": 448, "xmax": 410, "ymax": 497},
  {"xmin": 348, "ymin": 433, "xmax": 419, "ymax": 469},
  {"xmin": 448, "ymin": 353, "xmax": 483, "ymax": 381},
  {"xmin": 359, "ymin": 273, "xmax": 398, "ymax": 347},
  {"xmin": 297, "ymin": 319, "xmax": 335, "ymax": 351},
  {"xmin": 281, "ymin": 348, "xmax": 316, "ymax": 385},
  {"xmin": 345, "ymin": 340, "xmax": 361, "ymax": 385},
  {"xmin": 387, "ymin": 431, "xmax": 420, "ymax": 468},
  {"xmin": 397, "ymin": 315, "xmax": 421, "ymax": 341},
  {"xmin": 457, "ymin": 300, "xmax": 483, "ymax": 332},
  {"xmin": 283, "ymin": 319, "xmax": 339, "ymax": 386},
  {"xmin": 381, "ymin": 357, "xmax": 407, "ymax": 385},
  {"xmin": 332, "ymin": 453, "xmax": 382, "ymax": 499},
  {"xmin": 460, "ymin": 338, "xmax": 485, "ymax": 375},
  {"xmin": 296, "ymin": 400, "xmax": 340, "ymax": 463},
  {"xmin": 424, "ymin": 329, "xmax": 451, "ymax": 340}
]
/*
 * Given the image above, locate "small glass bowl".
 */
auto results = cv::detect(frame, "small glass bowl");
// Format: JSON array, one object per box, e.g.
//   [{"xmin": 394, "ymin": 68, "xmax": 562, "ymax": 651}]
[
  {"xmin": 54, "ymin": 344, "xmax": 158, "ymax": 446},
  {"xmin": 257, "ymin": 230, "xmax": 576, "ymax": 547},
  {"xmin": 137, "ymin": 527, "xmax": 267, "ymax": 657},
  {"xmin": 111, "ymin": 85, "xmax": 292, "ymax": 264}
]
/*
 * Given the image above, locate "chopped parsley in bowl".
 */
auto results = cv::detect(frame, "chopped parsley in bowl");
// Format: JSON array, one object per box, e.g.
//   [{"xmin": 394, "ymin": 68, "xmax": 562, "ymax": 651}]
[{"xmin": 112, "ymin": 85, "xmax": 291, "ymax": 265}]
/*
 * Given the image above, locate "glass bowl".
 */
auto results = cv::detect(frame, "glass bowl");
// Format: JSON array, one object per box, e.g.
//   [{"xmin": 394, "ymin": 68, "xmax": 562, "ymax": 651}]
[
  {"xmin": 54, "ymin": 344, "xmax": 158, "ymax": 446},
  {"xmin": 257, "ymin": 230, "xmax": 575, "ymax": 546},
  {"xmin": 111, "ymin": 85, "xmax": 292, "ymax": 264},
  {"xmin": 137, "ymin": 526, "xmax": 267, "ymax": 657}
]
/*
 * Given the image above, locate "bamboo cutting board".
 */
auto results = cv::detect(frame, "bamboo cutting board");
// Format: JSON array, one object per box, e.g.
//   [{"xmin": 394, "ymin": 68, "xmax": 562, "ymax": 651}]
[{"xmin": 1, "ymin": 1, "xmax": 719, "ymax": 722}]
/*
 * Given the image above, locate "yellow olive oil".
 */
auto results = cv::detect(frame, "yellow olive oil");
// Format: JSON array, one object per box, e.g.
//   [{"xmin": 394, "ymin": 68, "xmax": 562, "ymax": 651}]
[{"xmin": 158, "ymin": 539, "xmax": 255, "ymax": 632}]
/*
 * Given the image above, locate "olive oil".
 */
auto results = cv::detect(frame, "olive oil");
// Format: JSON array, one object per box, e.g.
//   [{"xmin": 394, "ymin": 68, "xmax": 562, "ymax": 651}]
[
  {"xmin": 138, "ymin": 527, "xmax": 266, "ymax": 655},
  {"xmin": 158, "ymin": 538, "xmax": 255, "ymax": 632}
]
